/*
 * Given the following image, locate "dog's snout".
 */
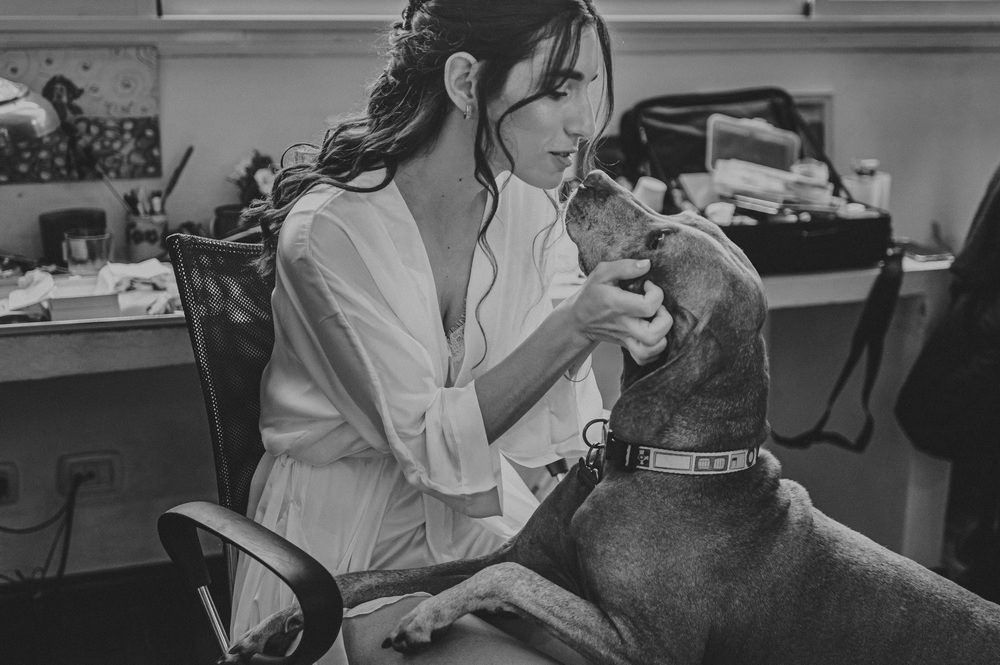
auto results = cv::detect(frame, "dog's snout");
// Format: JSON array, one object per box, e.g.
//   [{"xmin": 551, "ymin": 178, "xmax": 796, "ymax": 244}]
[{"xmin": 582, "ymin": 169, "xmax": 615, "ymax": 191}]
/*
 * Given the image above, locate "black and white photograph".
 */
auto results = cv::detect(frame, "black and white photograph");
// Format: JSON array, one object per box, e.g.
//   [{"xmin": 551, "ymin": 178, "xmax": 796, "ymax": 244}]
[{"xmin": 1, "ymin": 1, "xmax": 999, "ymax": 664}]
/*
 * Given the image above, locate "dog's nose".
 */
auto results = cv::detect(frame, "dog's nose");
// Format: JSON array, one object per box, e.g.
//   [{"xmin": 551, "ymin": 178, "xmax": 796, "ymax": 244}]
[{"xmin": 582, "ymin": 169, "xmax": 614, "ymax": 191}]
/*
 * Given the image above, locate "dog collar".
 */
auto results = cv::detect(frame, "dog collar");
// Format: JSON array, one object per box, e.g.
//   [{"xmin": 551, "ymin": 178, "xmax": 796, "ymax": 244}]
[{"xmin": 603, "ymin": 427, "xmax": 759, "ymax": 476}]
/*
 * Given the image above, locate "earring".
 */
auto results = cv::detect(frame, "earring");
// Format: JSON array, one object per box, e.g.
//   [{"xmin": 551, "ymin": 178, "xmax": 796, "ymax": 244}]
[{"xmin": 464, "ymin": 103, "xmax": 472, "ymax": 120}]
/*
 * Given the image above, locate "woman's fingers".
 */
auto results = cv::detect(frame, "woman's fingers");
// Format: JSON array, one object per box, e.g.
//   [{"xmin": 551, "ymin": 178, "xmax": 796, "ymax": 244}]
[
  {"xmin": 612, "ymin": 277, "xmax": 664, "ymax": 320},
  {"xmin": 624, "ymin": 305, "xmax": 672, "ymax": 365},
  {"xmin": 638, "ymin": 279, "xmax": 665, "ymax": 318},
  {"xmin": 588, "ymin": 258, "xmax": 653, "ymax": 285},
  {"xmin": 567, "ymin": 260, "xmax": 672, "ymax": 360},
  {"xmin": 640, "ymin": 304, "xmax": 673, "ymax": 344},
  {"xmin": 625, "ymin": 335, "xmax": 669, "ymax": 366},
  {"xmin": 588, "ymin": 260, "xmax": 664, "ymax": 318}
]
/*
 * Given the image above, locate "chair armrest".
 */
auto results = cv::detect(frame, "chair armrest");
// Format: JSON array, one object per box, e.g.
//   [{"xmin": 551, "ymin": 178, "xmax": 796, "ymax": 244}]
[{"xmin": 158, "ymin": 500, "xmax": 342, "ymax": 665}]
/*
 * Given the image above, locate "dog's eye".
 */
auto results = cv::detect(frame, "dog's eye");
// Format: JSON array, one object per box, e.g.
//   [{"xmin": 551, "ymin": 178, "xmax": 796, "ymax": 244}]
[{"xmin": 646, "ymin": 230, "xmax": 670, "ymax": 250}]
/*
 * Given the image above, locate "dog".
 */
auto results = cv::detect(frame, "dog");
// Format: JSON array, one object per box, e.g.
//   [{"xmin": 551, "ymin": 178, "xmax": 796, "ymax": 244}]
[{"xmin": 225, "ymin": 169, "xmax": 1000, "ymax": 664}]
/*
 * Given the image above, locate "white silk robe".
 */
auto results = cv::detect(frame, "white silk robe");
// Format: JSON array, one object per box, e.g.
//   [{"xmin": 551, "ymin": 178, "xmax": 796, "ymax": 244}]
[{"xmin": 230, "ymin": 169, "xmax": 602, "ymax": 663}]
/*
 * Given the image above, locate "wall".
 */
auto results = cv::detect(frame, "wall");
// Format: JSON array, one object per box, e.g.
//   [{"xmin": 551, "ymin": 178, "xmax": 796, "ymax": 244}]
[
  {"xmin": 0, "ymin": 365, "xmax": 217, "ymax": 576},
  {"xmin": 2, "ymin": 24, "xmax": 1000, "ymax": 258}
]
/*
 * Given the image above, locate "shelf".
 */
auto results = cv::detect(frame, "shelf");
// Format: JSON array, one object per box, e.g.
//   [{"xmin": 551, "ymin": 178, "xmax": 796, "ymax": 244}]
[{"xmin": 2, "ymin": 15, "xmax": 1000, "ymax": 55}]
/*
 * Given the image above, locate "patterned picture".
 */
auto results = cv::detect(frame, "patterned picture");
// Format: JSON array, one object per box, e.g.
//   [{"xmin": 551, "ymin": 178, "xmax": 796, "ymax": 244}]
[{"xmin": 0, "ymin": 45, "xmax": 161, "ymax": 185}]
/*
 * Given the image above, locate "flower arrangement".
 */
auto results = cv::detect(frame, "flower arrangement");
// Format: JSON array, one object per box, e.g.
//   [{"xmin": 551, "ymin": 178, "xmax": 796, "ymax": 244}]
[{"xmin": 228, "ymin": 149, "xmax": 277, "ymax": 208}]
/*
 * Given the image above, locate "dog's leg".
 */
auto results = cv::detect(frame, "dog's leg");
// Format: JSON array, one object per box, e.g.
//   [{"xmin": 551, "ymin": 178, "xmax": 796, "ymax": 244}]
[
  {"xmin": 385, "ymin": 562, "xmax": 635, "ymax": 665},
  {"xmin": 218, "ymin": 606, "xmax": 305, "ymax": 664},
  {"xmin": 220, "ymin": 551, "xmax": 510, "ymax": 663},
  {"xmin": 223, "ymin": 464, "xmax": 598, "ymax": 663}
]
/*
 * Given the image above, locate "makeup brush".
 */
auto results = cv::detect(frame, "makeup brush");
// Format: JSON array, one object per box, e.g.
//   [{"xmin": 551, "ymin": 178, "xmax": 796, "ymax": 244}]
[{"xmin": 161, "ymin": 145, "xmax": 194, "ymax": 207}]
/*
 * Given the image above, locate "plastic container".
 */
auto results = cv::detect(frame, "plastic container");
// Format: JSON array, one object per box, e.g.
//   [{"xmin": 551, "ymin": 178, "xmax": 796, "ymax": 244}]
[
  {"xmin": 126, "ymin": 213, "xmax": 168, "ymax": 262},
  {"xmin": 842, "ymin": 159, "xmax": 891, "ymax": 210},
  {"xmin": 632, "ymin": 176, "xmax": 668, "ymax": 212},
  {"xmin": 706, "ymin": 114, "xmax": 800, "ymax": 172}
]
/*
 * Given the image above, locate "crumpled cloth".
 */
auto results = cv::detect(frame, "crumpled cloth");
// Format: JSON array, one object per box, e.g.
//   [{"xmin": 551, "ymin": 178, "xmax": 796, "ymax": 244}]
[
  {"xmin": 95, "ymin": 259, "xmax": 175, "ymax": 294},
  {"xmin": 95, "ymin": 259, "xmax": 182, "ymax": 315},
  {"xmin": 0, "ymin": 270, "xmax": 55, "ymax": 313},
  {"xmin": 0, "ymin": 260, "xmax": 181, "ymax": 318}
]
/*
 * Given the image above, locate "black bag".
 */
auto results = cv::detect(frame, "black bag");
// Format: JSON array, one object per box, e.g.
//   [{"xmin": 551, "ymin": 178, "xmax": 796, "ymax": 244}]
[
  {"xmin": 895, "ymin": 161, "xmax": 1000, "ymax": 463},
  {"xmin": 894, "ymin": 291, "xmax": 1000, "ymax": 462},
  {"xmin": 619, "ymin": 87, "xmax": 892, "ymax": 276}
]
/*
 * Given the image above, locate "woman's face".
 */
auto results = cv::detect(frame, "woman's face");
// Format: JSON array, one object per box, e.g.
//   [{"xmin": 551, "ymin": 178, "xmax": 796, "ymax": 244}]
[{"xmin": 488, "ymin": 26, "xmax": 602, "ymax": 190}]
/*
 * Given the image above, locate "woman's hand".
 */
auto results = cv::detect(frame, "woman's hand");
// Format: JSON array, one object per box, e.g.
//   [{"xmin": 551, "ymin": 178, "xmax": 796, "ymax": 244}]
[{"xmin": 561, "ymin": 258, "xmax": 672, "ymax": 366}]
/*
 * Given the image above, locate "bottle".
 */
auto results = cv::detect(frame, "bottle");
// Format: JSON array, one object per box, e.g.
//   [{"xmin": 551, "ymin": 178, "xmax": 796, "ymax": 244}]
[
  {"xmin": 632, "ymin": 176, "xmax": 668, "ymax": 212},
  {"xmin": 843, "ymin": 158, "xmax": 891, "ymax": 211}
]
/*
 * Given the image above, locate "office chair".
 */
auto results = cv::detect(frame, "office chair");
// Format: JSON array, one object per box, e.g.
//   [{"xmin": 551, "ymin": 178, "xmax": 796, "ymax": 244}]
[{"xmin": 158, "ymin": 233, "xmax": 342, "ymax": 664}]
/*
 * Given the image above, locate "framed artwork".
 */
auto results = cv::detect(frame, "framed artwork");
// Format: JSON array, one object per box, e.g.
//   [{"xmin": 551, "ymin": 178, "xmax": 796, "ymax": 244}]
[
  {"xmin": 0, "ymin": 45, "xmax": 161, "ymax": 185},
  {"xmin": 793, "ymin": 93, "xmax": 833, "ymax": 158}
]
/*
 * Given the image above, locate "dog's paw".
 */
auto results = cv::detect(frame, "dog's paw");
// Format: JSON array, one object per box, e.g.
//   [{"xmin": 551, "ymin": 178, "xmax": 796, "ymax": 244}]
[
  {"xmin": 381, "ymin": 598, "xmax": 457, "ymax": 653},
  {"xmin": 218, "ymin": 606, "xmax": 304, "ymax": 663}
]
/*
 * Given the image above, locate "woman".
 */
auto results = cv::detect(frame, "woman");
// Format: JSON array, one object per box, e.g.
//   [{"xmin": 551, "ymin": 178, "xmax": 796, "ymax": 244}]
[{"xmin": 232, "ymin": 1, "xmax": 671, "ymax": 662}]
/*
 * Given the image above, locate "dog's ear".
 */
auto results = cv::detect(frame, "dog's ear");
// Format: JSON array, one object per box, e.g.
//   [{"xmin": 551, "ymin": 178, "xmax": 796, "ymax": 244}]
[{"xmin": 611, "ymin": 325, "xmax": 727, "ymax": 437}]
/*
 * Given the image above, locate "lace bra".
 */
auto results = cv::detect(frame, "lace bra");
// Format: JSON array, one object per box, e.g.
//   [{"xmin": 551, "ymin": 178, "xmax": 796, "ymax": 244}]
[{"xmin": 445, "ymin": 312, "xmax": 466, "ymax": 386}]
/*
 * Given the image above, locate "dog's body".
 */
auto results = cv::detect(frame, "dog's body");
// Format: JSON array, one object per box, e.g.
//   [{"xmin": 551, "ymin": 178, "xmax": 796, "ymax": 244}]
[{"xmin": 227, "ymin": 170, "xmax": 1000, "ymax": 664}]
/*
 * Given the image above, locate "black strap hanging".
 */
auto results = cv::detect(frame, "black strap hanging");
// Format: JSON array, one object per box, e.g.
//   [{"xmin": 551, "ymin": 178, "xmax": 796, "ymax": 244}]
[{"xmin": 771, "ymin": 246, "xmax": 905, "ymax": 452}]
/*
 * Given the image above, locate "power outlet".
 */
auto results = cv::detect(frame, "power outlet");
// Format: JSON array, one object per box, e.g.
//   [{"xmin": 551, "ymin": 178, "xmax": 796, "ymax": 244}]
[
  {"xmin": 0, "ymin": 462, "xmax": 18, "ymax": 505},
  {"xmin": 57, "ymin": 451, "xmax": 123, "ymax": 496}
]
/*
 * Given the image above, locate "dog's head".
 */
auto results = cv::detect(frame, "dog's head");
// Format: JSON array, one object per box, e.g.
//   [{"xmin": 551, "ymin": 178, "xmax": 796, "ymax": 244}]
[{"xmin": 564, "ymin": 170, "xmax": 769, "ymax": 451}]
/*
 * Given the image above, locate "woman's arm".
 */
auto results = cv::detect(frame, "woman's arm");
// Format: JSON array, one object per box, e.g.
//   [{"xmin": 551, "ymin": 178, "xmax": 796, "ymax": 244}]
[{"xmin": 476, "ymin": 258, "xmax": 671, "ymax": 442}]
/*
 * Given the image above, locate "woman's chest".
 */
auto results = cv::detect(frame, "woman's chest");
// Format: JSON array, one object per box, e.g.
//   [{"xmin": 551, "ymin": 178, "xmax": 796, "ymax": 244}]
[{"xmin": 420, "ymin": 229, "xmax": 478, "ymax": 332}]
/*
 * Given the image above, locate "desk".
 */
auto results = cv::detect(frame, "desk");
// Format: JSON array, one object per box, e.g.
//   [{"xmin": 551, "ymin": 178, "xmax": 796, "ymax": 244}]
[
  {"xmin": 0, "ymin": 270, "xmax": 192, "ymax": 383},
  {"xmin": 763, "ymin": 257, "xmax": 950, "ymax": 310},
  {"xmin": 1, "ymin": 258, "xmax": 949, "ymax": 383},
  {"xmin": 0, "ymin": 311, "xmax": 212, "ymax": 576}
]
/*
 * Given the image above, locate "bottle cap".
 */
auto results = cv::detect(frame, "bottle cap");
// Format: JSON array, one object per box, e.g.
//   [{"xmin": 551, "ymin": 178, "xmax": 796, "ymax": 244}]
[
  {"xmin": 632, "ymin": 176, "xmax": 668, "ymax": 212},
  {"xmin": 853, "ymin": 158, "xmax": 880, "ymax": 176}
]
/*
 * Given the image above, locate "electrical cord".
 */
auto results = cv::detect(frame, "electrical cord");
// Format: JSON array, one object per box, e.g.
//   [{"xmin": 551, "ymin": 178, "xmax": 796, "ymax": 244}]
[{"xmin": 0, "ymin": 472, "xmax": 91, "ymax": 589}]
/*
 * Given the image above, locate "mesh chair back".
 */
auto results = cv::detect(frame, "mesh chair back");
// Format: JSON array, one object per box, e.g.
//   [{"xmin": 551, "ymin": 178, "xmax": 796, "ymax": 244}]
[{"xmin": 168, "ymin": 234, "xmax": 275, "ymax": 518}]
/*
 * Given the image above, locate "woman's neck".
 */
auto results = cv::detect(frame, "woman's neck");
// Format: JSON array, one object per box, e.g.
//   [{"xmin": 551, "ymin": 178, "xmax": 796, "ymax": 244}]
[{"xmin": 394, "ymin": 113, "xmax": 489, "ymax": 227}]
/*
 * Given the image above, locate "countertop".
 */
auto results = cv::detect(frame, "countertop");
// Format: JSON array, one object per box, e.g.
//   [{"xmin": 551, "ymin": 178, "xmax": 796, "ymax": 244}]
[{"xmin": 1, "ymin": 258, "xmax": 951, "ymax": 383}]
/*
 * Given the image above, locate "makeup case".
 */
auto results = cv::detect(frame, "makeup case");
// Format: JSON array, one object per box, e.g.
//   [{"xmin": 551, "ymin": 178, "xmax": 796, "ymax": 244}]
[{"xmin": 618, "ymin": 87, "xmax": 892, "ymax": 275}]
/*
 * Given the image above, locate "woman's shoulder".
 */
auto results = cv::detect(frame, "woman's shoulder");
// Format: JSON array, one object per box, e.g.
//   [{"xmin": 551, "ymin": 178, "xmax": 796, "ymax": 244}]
[
  {"xmin": 288, "ymin": 170, "xmax": 389, "ymax": 222},
  {"xmin": 278, "ymin": 185, "xmax": 346, "ymax": 254},
  {"xmin": 279, "ymin": 171, "xmax": 392, "ymax": 258}
]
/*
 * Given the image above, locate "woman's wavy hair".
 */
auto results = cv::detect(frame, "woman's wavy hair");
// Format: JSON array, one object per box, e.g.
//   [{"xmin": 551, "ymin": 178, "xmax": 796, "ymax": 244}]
[{"xmin": 251, "ymin": 0, "xmax": 614, "ymax": 280}]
